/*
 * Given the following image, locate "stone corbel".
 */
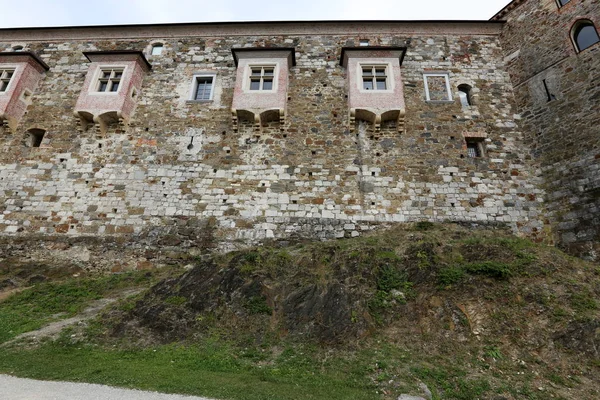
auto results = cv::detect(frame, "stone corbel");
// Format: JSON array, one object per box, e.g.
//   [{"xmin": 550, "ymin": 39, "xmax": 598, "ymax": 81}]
[
  {"xmin": 74, "ymin": 111, "xmax": 126, "ymax": 136},
  {"xmin": 396, "ymin": 109, "xmax": 406, "ymax": 134},
  {"xmin": 232, "ymin": 108, "xmax": 285, "ymax": 134},
  {"xmin": 0, "ymin": 114, "xmax": 16, "ymax": 133},
  {"xmin": 348, "ymin": 108, "xmax": 357, "ymax": 133}
]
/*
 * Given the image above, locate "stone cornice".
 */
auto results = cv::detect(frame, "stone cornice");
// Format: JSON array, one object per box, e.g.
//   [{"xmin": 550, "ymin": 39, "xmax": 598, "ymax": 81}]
[
  {"xmin": 491, "ymin": 0, "xmax": 527, "ymax": 21},
  {"xmin": 0, "ymin": 20, "xmax": 505, "ymax": 42}
]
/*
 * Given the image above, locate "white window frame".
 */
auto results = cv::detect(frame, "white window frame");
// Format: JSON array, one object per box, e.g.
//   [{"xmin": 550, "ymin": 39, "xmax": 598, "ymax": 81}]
[
  {"xmin": 244, "ymin": 64, "xmax": 278, "ymax": 92},
  {"xmin": 189, "ymin": 73, "xmax": 216, "ymax": 101},
  {"xmin": 357, "ymin": 63, "xmax": 393, "ymax": 93},
  {"xmin": 423, "ymin": 73, "xmax": 453, "ymax": 102},
  {"xmin": 90, "ymin": 66, "xmax": 127, "ymax": 95},
  {"xmin": 0, "ymin": 67, "xmax": 17, "ymax": 94}
]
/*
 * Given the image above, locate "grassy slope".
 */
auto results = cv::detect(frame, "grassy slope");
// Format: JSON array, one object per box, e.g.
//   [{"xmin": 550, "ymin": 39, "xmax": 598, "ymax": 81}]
[{"xmin": 0, "ymin": 223, "xmax": 598, "ymax": 400}]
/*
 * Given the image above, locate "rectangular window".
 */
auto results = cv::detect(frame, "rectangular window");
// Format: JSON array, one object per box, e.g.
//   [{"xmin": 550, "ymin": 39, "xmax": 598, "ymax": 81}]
[
  {"xmin": 189, "ymin": 74, "xmax": 215, "ymax": 101},
  {"xmin": 361, "ymin": 66, "xmax": 387, "ymax": 90},
  {"xmin": 97, "ymin": 68, "xmax": 123, "ymax": 93},
  {"xmin": 0, "ymin": 69, "xmax": 15, "ymax": 92},
  {"xmin": 466, "ymin": 138, "xmax": 485, "ymax": 158},
  {"xmin": 423, "ymin": 73, "xmax": 452, "ymax": 101},
  {"xmin": 249, "ymin": 66, "xmax": 275, "ymax": 91}
]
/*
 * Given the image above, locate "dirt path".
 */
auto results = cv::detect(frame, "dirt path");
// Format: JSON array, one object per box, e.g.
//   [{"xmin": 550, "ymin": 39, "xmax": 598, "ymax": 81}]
[
  {"xmin": 0, "ymin": 374, "xmax": 216, "ymax": 400},
  {"xmin": 4, "ymin": 289, "xmax": 141, "ymax": 345}
]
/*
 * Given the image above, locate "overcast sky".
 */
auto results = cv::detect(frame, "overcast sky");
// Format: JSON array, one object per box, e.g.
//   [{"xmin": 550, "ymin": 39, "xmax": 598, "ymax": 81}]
[{"xmin": 0, "ymin": 0, "xmax": 512, "ymax": 29}]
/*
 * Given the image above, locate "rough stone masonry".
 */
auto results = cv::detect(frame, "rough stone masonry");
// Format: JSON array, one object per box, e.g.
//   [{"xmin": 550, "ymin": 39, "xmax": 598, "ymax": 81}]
[{"xmin": 0, "ymin": 8, "xmax": 592, "ymax": 270}]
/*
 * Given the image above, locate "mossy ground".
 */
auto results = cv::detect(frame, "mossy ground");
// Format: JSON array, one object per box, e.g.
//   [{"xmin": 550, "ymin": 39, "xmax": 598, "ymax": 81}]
[{"xmin": 0, "ymin": 223, "xmax": 598, "ymax": 399}]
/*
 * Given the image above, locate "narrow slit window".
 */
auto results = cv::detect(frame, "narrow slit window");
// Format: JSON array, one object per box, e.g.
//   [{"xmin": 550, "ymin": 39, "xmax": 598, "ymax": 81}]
[
  {"xmin": 97, "ymin": 68, "xmax": 123, "ymax": 93},
  {"xmin": 0, "ymin": 69, "xmax": 15, "ymax": 92},
  {"xmin": 27, "ymin": 129, "xmax": 45, "ymax": 148}
]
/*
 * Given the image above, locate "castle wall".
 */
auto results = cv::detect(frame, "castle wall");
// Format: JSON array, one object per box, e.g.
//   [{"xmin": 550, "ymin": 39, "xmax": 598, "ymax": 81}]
[
  {"xmin": 496, "ymin": 0, "xmax": 600, "ymax": 259},
  {"xmin": 0, "ymin": 22, "xmax": 546, "ymax": 270}
]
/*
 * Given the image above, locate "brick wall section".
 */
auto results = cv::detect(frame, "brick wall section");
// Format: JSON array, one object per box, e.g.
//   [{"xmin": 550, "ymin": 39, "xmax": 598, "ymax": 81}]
[
  {"xmin": 497, "ymin": 0, "xmax": 600, "ymax": 259},
  {"xmin": 0, "ymin": 22, "xmax": 547, "ymax": 269}
]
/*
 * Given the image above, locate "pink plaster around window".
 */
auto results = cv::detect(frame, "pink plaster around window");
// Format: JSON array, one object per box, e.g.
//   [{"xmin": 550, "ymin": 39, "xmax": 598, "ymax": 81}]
[
  {"xmin": 74, "ymin": 51, "xmax": 151, "ymax": 135},
  {"xmin": 0, "ymin": 52, "xmax": 49, "ymax": 132},
  {"xmin": 230, "ymin": 48, "xmax": 295, "ymax": 132},
  {"xmin": 340, "ymin": 47, "xmax": 407, "ymax": 133}
]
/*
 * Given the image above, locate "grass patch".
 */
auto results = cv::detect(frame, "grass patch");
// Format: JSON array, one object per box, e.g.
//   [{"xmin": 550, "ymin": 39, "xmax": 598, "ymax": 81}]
[
  {"xmin": 0, "ymin": 341, "xmax": 378, "ymax": 400},
  {"xmin": 0, "ymin": 271, "xmax": 155, "ymax": 344}
]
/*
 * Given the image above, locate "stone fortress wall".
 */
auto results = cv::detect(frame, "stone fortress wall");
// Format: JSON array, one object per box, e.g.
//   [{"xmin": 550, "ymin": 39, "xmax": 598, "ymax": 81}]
[
  {"xmin": 0, "ymin": 19, "xmax": 555, "ymax": 269},
  {"xmin": 494, "ymin": 0, "xmax": 600, "ymax": 259}
]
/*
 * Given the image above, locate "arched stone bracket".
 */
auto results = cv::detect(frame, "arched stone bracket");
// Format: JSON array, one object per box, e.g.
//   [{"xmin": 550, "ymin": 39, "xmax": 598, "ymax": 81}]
[
  {"xmin": 349, "ymin": 108, "xmax": 405, "ymax": 134},
  {"xmin": 0, "ymin": 115, "xmax": 15, "ymax": 133},
  {"xmin": 232, "ymin": 108, "xmax": 285, "ymax": 134},
  {"xmin": 74, "ymin": 110, "xmax": 126, "ymax": 136}
]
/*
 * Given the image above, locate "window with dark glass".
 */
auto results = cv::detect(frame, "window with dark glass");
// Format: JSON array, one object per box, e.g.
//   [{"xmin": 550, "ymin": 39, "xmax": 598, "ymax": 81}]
[
  {"xmin": 0, "ymin": 69, "xmax": 14, "ymax": 92},
  {"xmin": 194, "ymin": 76, "xmax": 213, "ymax": 100},
  {"xmin": 97, "ymin": 69, "xmax": 123, "ymax": 92},
  {"xmin": 466, "ymin": 138, "xmax": 485, "ymax": 158},
  {"xmin": 573, "ymin": 21, "xmax": 600, "ymax": 52},
  {"xmin": 249, "ymin": 66, "xmax": 274, "ymax": 90},
  {"xmin": 557, "ymin": 0, "xmax": 570, "ymax": 6},
  {"xmin": 362, "ymin": 66, "xmax": 387, "ymax": 90}
]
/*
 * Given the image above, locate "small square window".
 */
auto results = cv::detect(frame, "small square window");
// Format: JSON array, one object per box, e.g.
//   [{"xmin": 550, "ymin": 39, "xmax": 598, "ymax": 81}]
[
  {"xmin": 0, "ymin": 69, "xmax": 15, "ymax": 92},
  {"xmin": 248, "ymin": 66, "xmax": 276, "ymax": 91},
  {"xmin": 359, "ymin": 39, "xmax": 370, "ymax": 47},
  {"xmin": 191, "ymin": 75, "xmax": 215, "ymax": 101},
  {"xmin": 466, "ymin": 138, "xmax": 485, "ymax": 158},
  {"xmin": 361, "ymin": 65, "xmax": 388, "ymax": 91},
  {"xmin": 96, "ymin": 68, "xmax": 123, "ymax": 93},
  {"xmin": 424, "ymin": 73, "xmax": 452, "ymax": 101},
  {"xmin": 151, "ymin": 44, "xmax": 163, "ymax": 56}
]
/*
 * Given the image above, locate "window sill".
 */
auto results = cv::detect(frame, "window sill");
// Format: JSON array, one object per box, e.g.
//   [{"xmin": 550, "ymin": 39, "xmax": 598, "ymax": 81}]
[
  {"xmin": 186, "ymin": 99, "xmax": 214, "ymax": 104},
  {"xmin": 425, "ymin": 100, "xmax": 454, "ymax": 104}
]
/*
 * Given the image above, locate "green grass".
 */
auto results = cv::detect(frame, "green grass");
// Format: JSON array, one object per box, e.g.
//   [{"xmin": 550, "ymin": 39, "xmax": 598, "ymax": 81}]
[
  {"xmin": 0, "ymin": 271, "xmax": 154, "ymax": 343},
  {"xmin": 0, "ymin": 341, "xmax": 378, "ymax": 400}
]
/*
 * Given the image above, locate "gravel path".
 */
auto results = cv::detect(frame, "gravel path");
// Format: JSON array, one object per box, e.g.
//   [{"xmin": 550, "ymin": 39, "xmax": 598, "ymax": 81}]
[{"xmin": 0, "ymin": 375, "xmax": 216, "ymax": 400}]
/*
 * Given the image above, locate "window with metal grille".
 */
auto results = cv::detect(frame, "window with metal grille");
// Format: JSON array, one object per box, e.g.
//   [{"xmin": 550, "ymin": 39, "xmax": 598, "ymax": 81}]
[
  {"xmin": 361, "ymin": 66, "xmax": 387, "ymax": 90},
  {"xmin": 97, "ymin": 69, "xmax": 123, "ymax": 92},
  {"xmin": 0, "ymin": 69, "xmax": 15, "ymax": 92},
  {"xmin": 249, "ymin": 66, "xmax": 274, "ymax": 90},
  {"xmin": 194, "ymin": 76, "xmax": 213, "ymax": 100},
  {"xmin": 466, "ymin": 139, "xmax": 484, "ymax": 158}
]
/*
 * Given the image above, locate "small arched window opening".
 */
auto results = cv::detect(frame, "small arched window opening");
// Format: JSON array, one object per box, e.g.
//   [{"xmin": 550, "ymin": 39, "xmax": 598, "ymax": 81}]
[
  {"xmin": 572, "ymin": 20, "xmax": 600, "ymax": 52},
  {"xmin": 26, "ymin": 128, "xmax": 45, "ymax": 148},
  {"xmin": 457, "ymin": 84, "xmax": 473, "ymax": 107},
  {"xmin": 151, "ymin": 43, "xmax": 164, "ymax": 56},
  {"xmin": 556, "ymin": 0, "xmax": 570, "ymax": 7},
  {"xmin": 12, "ymin": 46, "xmax": 23, "ymax": 52}
]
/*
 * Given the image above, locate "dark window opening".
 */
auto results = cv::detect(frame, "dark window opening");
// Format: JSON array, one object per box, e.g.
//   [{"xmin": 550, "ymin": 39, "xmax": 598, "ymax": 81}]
[
  {"xmin": 27, "ymin": 129, "xmax": 45, "ymax": 148},
  {"xmin": 457, "ymin": 84, "xmax": 473, "ymax": 107},
  {"xmin": 466, "ymin": 138, "xmax": 485, "ymax": 158},
  {"xmin": 557, "ymin": 0, "xmax": 570, "ymax": 7},
  {"xmin": 573, "ymin": 21, "xmax": 600, "ymax": 52},
  {"xmin": 542, "ymin": 79, "xmax": 556, "ymax": 102}
]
